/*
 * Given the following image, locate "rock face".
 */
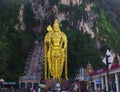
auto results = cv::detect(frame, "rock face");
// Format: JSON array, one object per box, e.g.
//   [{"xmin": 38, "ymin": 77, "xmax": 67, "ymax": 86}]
[
  {"xmin": 79, "ymin": 3, "xmax": 96, "ymax": 38},
  {"xmin": 29, "ymin": 0, "xmax": 96, "ymax": 38},
  {"xmin": 17, "ymin": 0, "xmax": 96, "ymax": 39},
  {"xmin": 59, "ymin": 0, "xmax": 82, "ymax": 6},
  {"xmin": 31, "ymin": 0, "xmax": 55, "ymax": 28},
  {"xmin": 15, "ymin": 0, "xmax": 96, "ymax": 38},
  {"xmin": 15, "ymin": 3, "xmax": 25, "ymax": 31}
]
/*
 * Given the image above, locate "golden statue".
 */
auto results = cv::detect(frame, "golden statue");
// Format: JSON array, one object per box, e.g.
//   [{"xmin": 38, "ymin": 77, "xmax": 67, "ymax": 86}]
[{"xmin": 44, "ymin": 19, "xmax": 68, "ymax": 81}]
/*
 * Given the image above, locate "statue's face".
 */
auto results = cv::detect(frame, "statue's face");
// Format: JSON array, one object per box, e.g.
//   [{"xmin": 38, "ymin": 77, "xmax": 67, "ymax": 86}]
[{"xmin": 53, "ymin": 25, "xmax": 60, "ymax": 32}]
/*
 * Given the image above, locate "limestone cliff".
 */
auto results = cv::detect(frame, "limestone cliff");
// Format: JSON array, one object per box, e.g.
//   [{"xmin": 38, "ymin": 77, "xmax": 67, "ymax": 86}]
[
  {"xmin": 28, "ymin": 0, "xmax": 96, "ymax": 38},
  {"xmin": 15, "ymin": 3, "xmax": 25, "ymax": 31},
  {"xmin": 16, "ymin": 0, "xmax": 96, "ymax": 37}
]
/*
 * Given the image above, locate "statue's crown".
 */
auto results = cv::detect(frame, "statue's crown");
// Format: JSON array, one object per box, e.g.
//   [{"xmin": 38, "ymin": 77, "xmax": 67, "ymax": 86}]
[{"xmin": 53, "ymin": 19, "xmax": 59, "ymax": 27}]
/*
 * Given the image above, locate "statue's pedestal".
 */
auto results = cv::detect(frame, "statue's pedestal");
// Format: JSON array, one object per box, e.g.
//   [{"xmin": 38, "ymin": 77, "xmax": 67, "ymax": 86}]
[
  {"xmin": 45, "ymin": 78, "xmax": 56, "ymax": 89},
  {"xmin": 45, "ymin": 78, "xmax": 71, "ymax": 90},
  {"xmin": 61, "ymin": 79, "xmax": 71, "ymax": 90}
]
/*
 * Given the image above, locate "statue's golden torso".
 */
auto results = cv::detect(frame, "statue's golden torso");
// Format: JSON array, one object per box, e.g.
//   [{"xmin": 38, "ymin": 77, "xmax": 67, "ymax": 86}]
[{"xmin": 51, "ymin": 33, "xmax": 62, "ymax": 47}]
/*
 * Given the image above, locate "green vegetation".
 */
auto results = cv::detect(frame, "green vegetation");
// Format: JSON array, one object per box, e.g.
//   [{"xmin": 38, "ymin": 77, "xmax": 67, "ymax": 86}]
[
  {"xmin": 94, "ymin": 10, "xmax": 120, "ymax": 54},
  {"xmin": 0, "ymin": 0, "xmax": 35, "ymax": 81},
  {"xmin": 63, "ymin": 30, "xmax": 103, "ymax": 78}
]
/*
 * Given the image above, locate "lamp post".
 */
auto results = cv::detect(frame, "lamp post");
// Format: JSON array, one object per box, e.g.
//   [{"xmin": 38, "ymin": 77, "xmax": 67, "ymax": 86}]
[
  {"xmin": 103, "ymin": 49, "xmax": 114, "ymax": 92},
  {"xmin": 106, "ymin": 54, "xmax": 110, "ymax": 92}
]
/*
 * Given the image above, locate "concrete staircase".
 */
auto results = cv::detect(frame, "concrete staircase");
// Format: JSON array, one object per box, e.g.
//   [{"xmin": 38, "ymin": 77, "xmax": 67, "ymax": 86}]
[{"xmin": 19, "ymin": 41, "xmax": 44, "ymax": 82}]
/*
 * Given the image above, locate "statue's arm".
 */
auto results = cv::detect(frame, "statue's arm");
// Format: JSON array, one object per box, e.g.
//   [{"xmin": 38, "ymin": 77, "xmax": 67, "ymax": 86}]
[
  {"xmin": 62, "ymin": 33, "xmax": 67, "ymax": 49},
  {"xmin": 44, "ymin": 39, "xmax": 47, "ymax": 60},
  {"xmin": 62, "ymin": 33, "xmax": 68, "ymax": 79},
  {"xmin": 44, "ymin": 36, "xmax": 49, "ymax": 80}
]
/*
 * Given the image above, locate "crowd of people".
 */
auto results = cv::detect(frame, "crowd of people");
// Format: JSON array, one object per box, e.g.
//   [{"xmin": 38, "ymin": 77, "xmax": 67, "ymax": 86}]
[{"xmin": 26, "ymin": 82, "xmax": 88, "ymax": 92}]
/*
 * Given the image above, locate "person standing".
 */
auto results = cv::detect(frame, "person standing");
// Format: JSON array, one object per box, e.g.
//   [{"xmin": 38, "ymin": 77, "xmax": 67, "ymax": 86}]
[{"xmin": 38, "ymin": 86, "xmax": 41, "ymax": 92}]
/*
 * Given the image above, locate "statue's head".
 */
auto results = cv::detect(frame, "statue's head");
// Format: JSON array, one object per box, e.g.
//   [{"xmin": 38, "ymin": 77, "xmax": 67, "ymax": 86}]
[{"xmin": 53, "ymin": 19, "xmax": 60, "ymax": 32}]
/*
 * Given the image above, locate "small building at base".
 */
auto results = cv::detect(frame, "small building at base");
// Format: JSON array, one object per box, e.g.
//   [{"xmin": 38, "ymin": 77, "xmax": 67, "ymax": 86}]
[
  {"xmin": 89, "ymin": 62, "xmax": 120, "ymax": 92},
  {"xmin": 19, "ymin": 75, "xmax": 40, "ymax": 89}
]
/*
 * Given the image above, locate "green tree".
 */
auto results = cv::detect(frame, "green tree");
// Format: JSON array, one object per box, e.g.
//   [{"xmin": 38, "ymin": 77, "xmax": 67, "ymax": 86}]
[
  {"xmin": 0, "ymin": 0, "xmax": 35, "ymax": 81},
  {"xmin": 63, "ymin": 30, "xmax": 103, "ymax": 78},
  {"xmin": 0, "ymin": 35, "xmax": 11, "ymax": 79},
  {"xmin": 95, "ymin": 10, "xmax": 120, "ymax": 54}
]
